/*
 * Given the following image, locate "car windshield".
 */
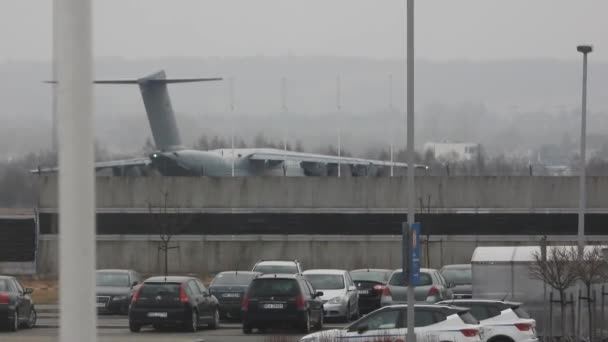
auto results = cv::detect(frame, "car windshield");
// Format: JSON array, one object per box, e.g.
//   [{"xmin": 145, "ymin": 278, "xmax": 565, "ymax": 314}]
[
  {"xmin": 351, "ymin": 271, "xmax": 389, "ymax": 283},
  {"xmin": 139, "ymin": 283, "xmax": 181, "ymax": 298},
  {"xmin": 441, "ymin": 268, "xmax": 472, "ymax": 285},
  {"xmin": 513, "ymin": 306, "xmax": 531, "ymax": 319},
  {"xmin": 211, "ymin": 273, "xmax": 256, "ymax": 286},
  {"xmin": 253, "ymin": 265, "xmax": 297, "ymax": 275},
  {"xmin": 389, "ymin": 272, "xmax": 432, "ymax": 286},
  {"xmin": 248, "ymin": 279, "xmax": 299, "ymax": 297},
  {"xmin": 96, "ymin": 273, "xmax": 130, "ymax": 287},
  {"xmin": 0, "ymin": 279, "xmax": 8, "ymax": 292},
  {"xmin": 304, "ymin": 274, "xmax": 345, "ymax": 290}
]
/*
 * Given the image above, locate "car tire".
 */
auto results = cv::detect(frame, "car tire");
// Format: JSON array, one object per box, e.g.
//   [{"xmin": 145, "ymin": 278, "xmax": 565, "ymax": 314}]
[
  {"xmin": 26, "ymin": 308, "xmax": 37, "ymax": 329},
  {"xmin": 314, "ymin": 311, "xmax": 324, "ymax": 331},
  {"xmin": 300, "ymin": 312, "xmax": 311, "ymax": 334},
  {"xmin": 185, "ymin": 309, "xmax": 198, "ymax": 332},
  {"xmin": 343, "ymin": 305, "xmax": 351, "ymax": 323},
  {"xmin": 352, "ymin": 306, "xmax": 360, "ymax": 320},
  {"xmin": 9, "ymin": 311, "xmax": 19, "ymax": 332},
  {"xmin": 129, "ymin": 321, "xmax": 141, "ymax": 333},
  {"xmin": 208, "ymin": 307, "xmax": 220, "ymax": 329},
  {"xmin": 242, "ymin": 323, "xmax": 253, "ymax": 334}
]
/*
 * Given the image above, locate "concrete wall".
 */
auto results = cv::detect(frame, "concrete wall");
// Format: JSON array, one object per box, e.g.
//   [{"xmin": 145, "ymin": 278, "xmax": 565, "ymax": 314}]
[
  {"xmin": 37, "ymin": 176, "xmax": 608, "ymax": 213},
  {"xmin": 36, "ymin": 235, "xmax": 608, "ymax": 276}
]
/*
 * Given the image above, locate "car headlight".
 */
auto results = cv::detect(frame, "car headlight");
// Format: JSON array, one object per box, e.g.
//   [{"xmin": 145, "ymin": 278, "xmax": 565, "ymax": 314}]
[
  {"xmin": 328, "ymin": 296, "xmax": 343, "ymax": 304},
  {"xmin": 112, "ymin": 296, "xmax": 128, "ymax": 301}
]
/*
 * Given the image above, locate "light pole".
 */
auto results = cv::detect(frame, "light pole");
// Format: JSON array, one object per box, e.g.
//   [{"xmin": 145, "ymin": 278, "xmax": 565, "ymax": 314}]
[
  {"xmin": 406, "ymin": 1, "xmax": 416, "ymax": 342},
  {"xmin": 576, "ymin": 45, "xmax": 592, "ymax": 257}
]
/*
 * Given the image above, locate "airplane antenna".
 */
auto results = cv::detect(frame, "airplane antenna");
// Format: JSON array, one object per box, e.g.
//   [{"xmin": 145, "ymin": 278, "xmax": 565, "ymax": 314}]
[
  {"xmin": 337, "ymin": 75, "xmax": 342, "ymax": 177},
  {"xmin": 389, "ymin": 74, "xmax": 394, "ymax": 177},
  {"xmin": 281, "ymin": 76, "xmax": 288, "ymax": 176},
  {"xmin": 229, "ymin": 77, "xmax": 235, "ymax": 177}
]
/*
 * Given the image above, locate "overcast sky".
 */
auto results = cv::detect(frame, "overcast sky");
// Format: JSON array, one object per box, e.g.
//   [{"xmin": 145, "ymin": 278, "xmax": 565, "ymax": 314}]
[{"xmin": 0, "ymin": 0, "xmax": 606, "ymax": 62}]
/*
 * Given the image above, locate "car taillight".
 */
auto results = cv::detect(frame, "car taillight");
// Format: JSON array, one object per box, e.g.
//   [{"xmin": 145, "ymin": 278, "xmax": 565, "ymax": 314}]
[
  {"xmin": 295, "ymin": 294, "xmax": 306, "ymax": 308},
  {"xmin": 427, "ymin": 286, "xmax": 439, "ymax": 297},
  {"xmin": 241, "ymin": 294, "xmax": 249, "ymax": 311},
  {"xmin": 0, "ymin": 293, "xmax": 9, "ymax": 304},
  {"xmin": 515, "ymin": 323, "xmax": 532, "ymax": 331},
  {"xmin": 373, "ymin": 284, "xmax": 385, "ymax": 292},
  {"xmin": 460, "ymin": 329, "xmax": 479, "ymax": 337},
  {"xmin": 179, "ymin": 285, "xmax": 189, "ymax": 303},
  {"xmin": 381, "ymin": 286, "xmax": 392, "ymax": 297},
  {"xmin": 130, "ymin": 288, "xmax": 141, "ymax": 304}
]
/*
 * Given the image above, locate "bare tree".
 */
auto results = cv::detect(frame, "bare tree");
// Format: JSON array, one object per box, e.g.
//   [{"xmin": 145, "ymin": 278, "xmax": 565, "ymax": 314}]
[
  {"xmin": 529, "ymin": 246, "xmax": 579, "ymax": 331},
  {"xmin": 572, "ymin": 246, "xmax": 608, "ymax": 341},
  {"xmin": 147, "ymin": 191, "xmax": 193, "ymax": 276}
]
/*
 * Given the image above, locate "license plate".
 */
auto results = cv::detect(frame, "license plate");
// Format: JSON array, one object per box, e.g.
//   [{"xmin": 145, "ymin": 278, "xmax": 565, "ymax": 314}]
[
  {"xmin": 263, "ymin": 303, "xmax": 284, "ymax": 309},
  {"xmin": 147, "ymin": 312, "xmax": 168, "ymax": 318},
  {"xmin": 358, "ymin": 290, "xmax": 370, "ymax": 295},
  {"xmin": 222, "ymin": 293, "xmax": 240, "ymax": 298},
  {"xmin": 95, "ymin": 303, "xmax": 106, "ymax": 308}
]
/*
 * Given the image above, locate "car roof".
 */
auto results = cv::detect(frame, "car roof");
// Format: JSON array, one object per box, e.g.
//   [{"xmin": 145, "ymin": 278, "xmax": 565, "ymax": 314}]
[
  {"xmin": 350, "ymin": 269, "xmax": 392, "ymax": 273},
  {"xmin": 254, "ymin": 273, "xmax": 301, "ymax": 280},
  {"xmin": 216, "ymin": 271, "xmax": 260, "ymax": 276},
  {"xmin": 255, "ymin": 260, "xmax": 299, "ymax": 266},
  {"xmin": 440, "ymin": 264, "xmax": 471, "ymax": 269},
  {"xmin": 144, "ymin": 276, "xmax": 194, "ymax": 283},
  {"xmin": 302, "ymin": 269, "xmax": 347, "ymax": 275},
  {"xmin": 96, "ymin": 269, "xmax": 132, "ymax": 273},
  {"xmin": 0, "ymin": 275, "xmax": 14, "ymax": 280},
  {"xmin": 437, "ymin": 299, "xmax": 522, "ymax": 307},
  {"xmin": 382, "ymin": 304, "xmax": 471, "ymax": 314},
  {"xmin": 392, "ymin": 268, "xmax": 436, "ymax": 273}
]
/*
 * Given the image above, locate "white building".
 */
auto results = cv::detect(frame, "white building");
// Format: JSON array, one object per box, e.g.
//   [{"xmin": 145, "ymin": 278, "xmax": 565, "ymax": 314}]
[{"xmin": 423, "ymin": 141, "xmax": 481, "ymax": 161}]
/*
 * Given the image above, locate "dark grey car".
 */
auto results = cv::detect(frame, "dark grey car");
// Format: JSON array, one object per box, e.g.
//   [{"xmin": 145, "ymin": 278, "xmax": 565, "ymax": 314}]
[
  {"xmin": 440, "ymin": 264, "xmax": 472, "ymax": 299},
  {"xmin": 0, "ymin": 276, "xmax": 36, "ymax": 332},
  {"xmin": 96, "ymin": 269, "xmax": 142, "ymax": 314},
  {"xmin": 209, "ymin": 271, "xmax": 259, "ymax": 320}
]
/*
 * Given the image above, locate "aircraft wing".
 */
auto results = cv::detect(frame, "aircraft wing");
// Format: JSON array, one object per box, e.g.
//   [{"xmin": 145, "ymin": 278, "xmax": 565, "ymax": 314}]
[
  {"xmin": 246, "ymin": 150, "xmax": 428, "ymax": 169},
  {"xmin": 30, "ymin": 157, "xmax": 151, "ymax": 174}
]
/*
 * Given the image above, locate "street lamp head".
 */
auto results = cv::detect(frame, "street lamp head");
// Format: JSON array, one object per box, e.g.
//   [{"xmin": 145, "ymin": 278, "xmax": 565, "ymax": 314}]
[{"xmin": 577, "ymin": 45, "xmax": 593, "ymax": 54}]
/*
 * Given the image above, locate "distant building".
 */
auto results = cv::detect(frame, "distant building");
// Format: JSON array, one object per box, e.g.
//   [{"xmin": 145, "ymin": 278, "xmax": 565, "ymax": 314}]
[{"xmin": 423, "ymin": 141, "xmax": 481, "ymax": 162}]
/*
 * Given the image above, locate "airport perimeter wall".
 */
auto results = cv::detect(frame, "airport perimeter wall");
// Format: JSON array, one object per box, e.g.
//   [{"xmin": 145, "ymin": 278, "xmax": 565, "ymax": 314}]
[
  {"xmin": 36, "ymin": 176, "xmax": 608, "ymax": 212},
  {"xmin": 36, "ymin": 235, "xmax": 608, "ymax": 276}
]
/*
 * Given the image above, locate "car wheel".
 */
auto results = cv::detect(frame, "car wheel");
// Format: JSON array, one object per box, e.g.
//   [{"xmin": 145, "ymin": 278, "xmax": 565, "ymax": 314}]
[
  {"xmin": 208, "ymin": 307, "xmax": 220, "ymax": 329},
  {"xmin": 185, "ymin": 309, "xmax": 198, "ymax": 332},
  {"xmin": 300, "ymin": 312, "xmax": 311, "ymax": 334},
  {"xmin": 129, "ymin": 321, "xmax": 141, "ymax": 333},
  {"xmin": 352, "ymin": 305, "xmax": 360, "ymax": 320},
  {"xmin": 27, "ymin": 308, "xmax": 37, "ymax": 329},
  {"xmin": 243, "ymin": 323, "xmax": 253, "ymax": 334},
  {"xmin": 314, "ymin": 310, "xmax": 324, "ymax": 331},
  {"xmin": 9, "ymin": 311, "xmax": 19, "ymax": 332},
  {"xmin": 343, "ymin": 305, "xmax": 351, "ymax": 323}
]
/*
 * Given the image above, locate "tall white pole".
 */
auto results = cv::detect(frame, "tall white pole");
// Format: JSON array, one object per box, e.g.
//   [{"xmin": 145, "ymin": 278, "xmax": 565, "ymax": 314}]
[
  {"xmin": 389, "ymin": 74, "xmax": 394, "ymax": 177},
  {"xmin": 282, "ymin": 77, "xmax": 288, "ymax": 175},
  {"xmin": 56, "ymin": 0, "xmax": 96, "ymax": 341},
  {"xmin": 337, "ymin": 75, "xmax": 342, "ymax": 177},
  {"xmin": 576, "ymin": 45, "xmax": 592, "ymax": 257},
  {"xmin": 229, "ymin": 77, "xmax": 235, "ymax": 177},
  {"xmin": 406, "ymin": 1, "xmax": 416, "ymax": 342},
  {"xmin": 52, "ymin": 0, "xmax": 58, "ymax": 154}
]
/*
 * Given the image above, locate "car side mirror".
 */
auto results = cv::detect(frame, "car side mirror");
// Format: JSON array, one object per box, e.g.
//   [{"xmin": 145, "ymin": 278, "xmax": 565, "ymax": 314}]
[
  {"xmin": 131, "ymin": 281, "xmax": 138, "ymax": 288},
  {"xmin": 24, "ymin": 288, "xmax": 34, "ymax": 295},
  {"xmin": 357, "ymin": 323, "xmax": 369, "ymax": 334},
  {"xmin": 348, "ymin": 286, "xmax": 357, "ymax": 292},
  {"xmin": 315, "ymin": 291, "xmax": 324, "ymax": 298}
]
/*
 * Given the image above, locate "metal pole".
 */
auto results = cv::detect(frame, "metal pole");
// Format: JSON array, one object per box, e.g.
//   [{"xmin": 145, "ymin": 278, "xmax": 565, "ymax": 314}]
[
  {"xmin": 230, "ymin": 77, "xmax": 235, "ymax": 177},
  {"xmin": 576, "ymin": 45, "xmax": 592, "ymax": 257},
  {"xmin": 55, "ymin": 0, "xmax": 96, "ymax": 341},
  {"xmin": 406, "ymin": 1, "xmax": 416, "ymax": 342},
  {"xmin": 337, "ymin": 75, "xmax": 341, "ymax": 177},
  {"xmin": 52, "ymin": 0, "xmax": 58, "ymax": 154},
  {"xmin": 281, "ymin": 76, "xmax": 288, "ymax": 175},
  {"xmin": 389, "ymin": 74, "xmax": 394, "ymax": 177}
]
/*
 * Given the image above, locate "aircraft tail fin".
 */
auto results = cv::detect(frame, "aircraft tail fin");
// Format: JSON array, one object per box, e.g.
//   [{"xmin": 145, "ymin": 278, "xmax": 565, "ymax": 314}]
[{"xmin": 95, "ymin": 70, "xmax": 222, "ymax": 151}]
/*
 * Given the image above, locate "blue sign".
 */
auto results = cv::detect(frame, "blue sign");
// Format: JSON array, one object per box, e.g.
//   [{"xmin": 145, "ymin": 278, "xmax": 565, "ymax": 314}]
[{"xmin": 410, "ymin": 222, "xmax": 421, "ymax": 286}]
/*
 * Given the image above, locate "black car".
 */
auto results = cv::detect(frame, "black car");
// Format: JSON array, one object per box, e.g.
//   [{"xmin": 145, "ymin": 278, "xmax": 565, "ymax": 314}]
[
  {"xmin": 350, "ymin": 269, "xmax": 392, "ymax": 314},
  {"xmin": 208, "ymin": 271, "xmax": 259, "ymax": 320},
  {"xmin": 0, "ymin": 275, "xmax": 36, "ymax": 332},
  {"xmin": 96, "ymin": 269, "xmax": 142, "ymax": 314},
  {"xmin": 439, "ymin": 264, "xmax": 472, "ymax": 299},
  {"xmin": 241, "ymin": 274, "xmax": 324, "ymax": 334},
  {"xmin": 128, "ymin": 276, "xmax": 220, "ymax": 332}
]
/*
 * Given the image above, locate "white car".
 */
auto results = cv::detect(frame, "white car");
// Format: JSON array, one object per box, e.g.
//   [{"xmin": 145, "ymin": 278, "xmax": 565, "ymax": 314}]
[
  {"xmin": 301, "ymin": 304, "xmax": 484, "ymax": 342},
  {"xmin": 251, "ymin": 260, "xmax": 302, "ymax": 275},
  {"xmin": 437, "ymin": 300, "xmax": 538, "ymax": 342},
  {"xmin": 303, "ymin": 269, "xmax": 360, "ymax": 322}
]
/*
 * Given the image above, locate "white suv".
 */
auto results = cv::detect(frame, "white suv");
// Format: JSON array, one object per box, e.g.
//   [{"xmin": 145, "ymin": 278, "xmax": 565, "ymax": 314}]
[
  {"xmin": 251, "ymin": 260, "xmax": 303, "ymax": 275},
  {"xmin": 437, "ymin": 300, "xmax": 538, "ymax": 342},
  {"xmin": 301, "ymin": 304, "xmax": 484, "ymax": 342}
]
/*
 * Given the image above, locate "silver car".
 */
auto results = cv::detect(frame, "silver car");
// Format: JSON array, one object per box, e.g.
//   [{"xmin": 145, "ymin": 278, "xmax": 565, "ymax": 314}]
[
  {"xmin": 303, "ymin": 269, "xmax": 359, "ymax": 322},
  {"xmin": 440, "ymin": 264, "xmax": 472, "ymax": 299},
  {"xmin": 385, "ymin": 268, "xmax": 454, "ymax": 304}
]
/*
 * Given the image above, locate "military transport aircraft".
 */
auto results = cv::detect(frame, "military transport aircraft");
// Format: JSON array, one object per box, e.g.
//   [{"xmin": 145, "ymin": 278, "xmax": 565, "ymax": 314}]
[{"xmin": 34, "ymin": 70, "xmax": 426, "ymax": 177}]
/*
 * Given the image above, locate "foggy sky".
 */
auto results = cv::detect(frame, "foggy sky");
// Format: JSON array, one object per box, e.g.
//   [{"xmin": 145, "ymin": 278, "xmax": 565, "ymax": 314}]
[{"xmin": 0, "ymin": 0, "xmax": 607, "ymax": 62}]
